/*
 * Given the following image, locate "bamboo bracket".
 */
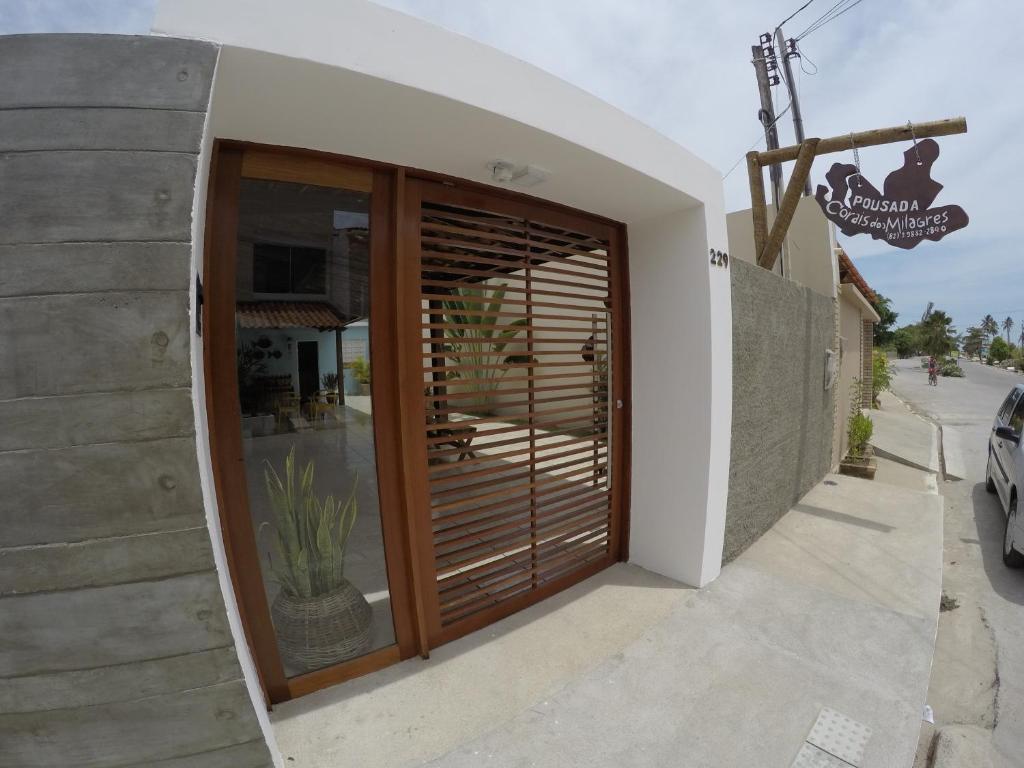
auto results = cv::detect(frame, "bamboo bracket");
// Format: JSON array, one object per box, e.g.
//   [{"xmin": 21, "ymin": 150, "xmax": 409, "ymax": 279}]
[{"xmin": 746, "ymin": 116, "xmax": 968, "ymax": 272}]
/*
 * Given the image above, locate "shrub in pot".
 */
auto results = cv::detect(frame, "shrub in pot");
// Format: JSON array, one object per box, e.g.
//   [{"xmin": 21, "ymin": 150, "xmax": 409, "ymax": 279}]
[{"xmin": 262, "ymin": 447, "xmax": 371, "ymax": 670}]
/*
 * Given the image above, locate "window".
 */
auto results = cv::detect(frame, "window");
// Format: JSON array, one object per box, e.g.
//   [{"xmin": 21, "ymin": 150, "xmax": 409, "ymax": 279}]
[
  {"xmin": 1009, "ymin": 396, "xmax": 1024, "ymax": 435},
  {"xmin": 998, "ymin": 388, "xmax": 1022, "ymax": 423},
  {"xmin": 253, "ymin": 243, "xmax": 327, "ymax": 294}
]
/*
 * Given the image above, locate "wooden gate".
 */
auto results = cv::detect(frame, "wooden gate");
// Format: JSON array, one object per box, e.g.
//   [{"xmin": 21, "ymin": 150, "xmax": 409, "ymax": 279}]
[{"xmin": 400, "ymin": 181, "xmax": 629, "ymax": 647}]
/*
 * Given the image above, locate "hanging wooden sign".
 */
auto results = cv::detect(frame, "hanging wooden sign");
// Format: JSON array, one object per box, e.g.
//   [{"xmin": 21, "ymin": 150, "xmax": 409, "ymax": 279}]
[{"xmin": 814, "ymin": 138, "xmax": 968, "ymax": 250}]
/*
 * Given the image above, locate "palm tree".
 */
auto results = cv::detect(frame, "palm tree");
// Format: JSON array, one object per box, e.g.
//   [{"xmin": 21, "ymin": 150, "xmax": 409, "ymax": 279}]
[
  {"xmin": 983, "ymin": 314, "xmax": 999, "ymax": 341},
  {"xmin": 1004, "ymin": 316, "xmax": 1015, "ymax": 345},
  {"xmin": 921, "ymin": 310, "xmax": 956, "ymax": 358}
]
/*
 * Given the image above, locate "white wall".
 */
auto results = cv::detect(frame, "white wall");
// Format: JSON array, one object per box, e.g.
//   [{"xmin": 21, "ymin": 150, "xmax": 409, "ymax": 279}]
[
  {"xmin": 627, "ymin": 201, "xmax": 732, "ymax": 587},
  {"xmin": 160, "ymin": 0, "xmax": 730, "ymax": 596},
  {"xmin": 726, "ymin": 197, "xmax": 838, "ymax": 300}
]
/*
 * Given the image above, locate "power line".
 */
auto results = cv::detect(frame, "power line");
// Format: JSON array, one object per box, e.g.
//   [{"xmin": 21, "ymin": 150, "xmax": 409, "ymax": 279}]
[
  {"xmin": 722, "ymin": 101, "xmax": 793, "ymax": 179},
  {"xmin": 796, "ymin": 0, "xmax": 867, "ymax": 40},
  {"xmin": 777, "ymin": 0, "xmax": 816, "ymax": 30}
]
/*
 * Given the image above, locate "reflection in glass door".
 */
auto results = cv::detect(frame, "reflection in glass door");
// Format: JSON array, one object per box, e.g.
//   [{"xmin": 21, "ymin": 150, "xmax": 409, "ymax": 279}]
[{"xmin": 233, "ymin": 177, "xmax": 394, "ymax": 677}]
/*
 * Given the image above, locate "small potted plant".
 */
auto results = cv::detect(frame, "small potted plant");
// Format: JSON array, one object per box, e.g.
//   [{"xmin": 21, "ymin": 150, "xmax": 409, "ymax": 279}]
[
  {"xmin": 262, "ymin": 447, "xmax": 371, "ymax": 670},
  {"xmin": 351, "ymin": 356, "xmax": 371, "ymax": 396},
  {"xmin": 840, "ymin": 380, "xmax": 877, "ymax": 479}
]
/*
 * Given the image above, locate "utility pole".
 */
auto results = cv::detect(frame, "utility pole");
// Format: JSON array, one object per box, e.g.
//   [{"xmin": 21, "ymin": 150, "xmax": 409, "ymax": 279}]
[
  {"xmin": 751, "ymin": 37, "xmax": 781, "ymax": 210},
  {"xmin": 775, "ymin": 26, "xmax": 812, "ymax": 195}
]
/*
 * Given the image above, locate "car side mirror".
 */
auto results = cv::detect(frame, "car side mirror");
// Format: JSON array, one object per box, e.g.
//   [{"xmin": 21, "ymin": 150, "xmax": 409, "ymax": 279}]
[{"xmin": 996, "ymin": 425, "xmax": 1020, "ymax": 443}]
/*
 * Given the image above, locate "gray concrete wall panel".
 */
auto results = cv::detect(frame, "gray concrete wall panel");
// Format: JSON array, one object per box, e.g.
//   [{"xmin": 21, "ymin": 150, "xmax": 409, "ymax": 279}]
[
  {"xmin": 2, "ymin": 437, "xmax": 206, "ymax": 547},
  {"xmin": 0, "ymin": 107, "xmax": 206, "ymax": 152},
  {"xmin": 0, "ymin": 35, "xmax": 274, "ymax": 767},
  {"xmin": 0, "ymin": 242, "xmax": 190, "ymax": 297},
  {"xmin": 0, "ymin": 291, "xmax": 191, "ymax": 398},
  {"xmin": 0, "ymin": 35, "xmax": 216, "ymax": 110},
  {"xmin": 0, "ymin": 151, "xmax": 198, "ymax": 244},
  {"xmin": 725, "ymin": 258, "xmax": 836, "ymax": 561}
]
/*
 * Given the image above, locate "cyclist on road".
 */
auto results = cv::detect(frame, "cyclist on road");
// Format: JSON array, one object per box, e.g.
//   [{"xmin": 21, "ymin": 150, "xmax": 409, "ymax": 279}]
[{"xmin": 928, "ymin": 356, "xmax": 938, "ymax": 386}]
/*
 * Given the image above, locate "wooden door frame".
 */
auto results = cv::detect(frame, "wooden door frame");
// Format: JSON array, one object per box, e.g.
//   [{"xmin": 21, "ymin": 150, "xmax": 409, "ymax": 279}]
[
  {"xmin": 203, "ymin": 140, "xmax": 632, "ymax": 704},
  {"xmin": 202, "ymin": 142, "xmax": 420, "ymax": 705}
]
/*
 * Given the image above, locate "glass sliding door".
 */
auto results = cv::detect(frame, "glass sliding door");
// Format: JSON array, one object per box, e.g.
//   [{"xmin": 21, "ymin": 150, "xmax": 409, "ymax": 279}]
[
  {"xmin": 206, "ymin": 147, "xmax": 412, "ymax": 702},
  {"xmin": 233, "ymin": 177, "xmax": 394, "ymax": 677}
]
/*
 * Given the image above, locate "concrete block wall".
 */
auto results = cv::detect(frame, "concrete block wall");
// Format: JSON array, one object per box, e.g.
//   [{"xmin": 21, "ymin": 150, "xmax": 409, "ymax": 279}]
[
  {"xmin": 0, "ymin": 35, "xmax": 273, "ymax": 767},
  {"xmin": 723, "ymin": 258, "xmax": 836, "ymax": 562}
]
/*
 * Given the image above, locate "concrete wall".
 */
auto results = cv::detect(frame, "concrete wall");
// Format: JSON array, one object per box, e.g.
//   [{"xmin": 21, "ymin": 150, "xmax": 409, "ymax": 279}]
[
  {"xmin": 724, "ymin": 258, "xmax": 836, "ymax": 562},
  {"xmin": 0, "ymin": 35, "xmax": 274, "ymax": 768},
  {"xmin": 727, "ymin": 197, "xmax": 838, "ymax": 300}
]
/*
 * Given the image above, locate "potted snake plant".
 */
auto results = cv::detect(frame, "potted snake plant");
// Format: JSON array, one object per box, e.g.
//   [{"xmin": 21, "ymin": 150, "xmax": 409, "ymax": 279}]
[{"xmin": 262, "ymin": 446, "xmax": 371, "ymax": 670}]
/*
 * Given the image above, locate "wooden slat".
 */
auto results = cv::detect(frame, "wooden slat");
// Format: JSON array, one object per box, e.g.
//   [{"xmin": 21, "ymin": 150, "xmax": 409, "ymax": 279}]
[
  {"xmin": 432, "ymin": 482, "xmax": 610, "ymax": 529},
  {"xmin": 429, "ymin": 440, "xmax": 607, "ymax": 488},
  {"xmin": 429, "ymin": 432, "xmax": 606, "ymax": 471},
  {"xmin": 421, "ymin": 274, "xmax": 607, "ymax": 302},
  {"xmin": 419, "ymin": 292, "xmax": 607, "ymax": 312},
  {"xmin": 436, "ymin": 511, "xmax": 610, "ymax": 576},
  {"xmin": 425, "ymin": 402, "xmax": 606, "ymax": 434},
  {"xmin": 434, "ymin": 495, "xmax": 612, "ymax": 553},
  {"xmin": 429, "ymin": 457, "xmax": 608, "ymax": 511},
  {"xmin": 420, "ymin": 228, "xmax": 610, "ymax": 275},
  {"xmin": 425, "ymin": 392, "xmax": 603, "ymax": 417}
]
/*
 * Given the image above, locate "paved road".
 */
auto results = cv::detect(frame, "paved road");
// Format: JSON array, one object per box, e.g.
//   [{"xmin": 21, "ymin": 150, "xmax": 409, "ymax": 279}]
[{"xmin": 892, "ymin": 358, "xmax": 1024, "ymax": 766}]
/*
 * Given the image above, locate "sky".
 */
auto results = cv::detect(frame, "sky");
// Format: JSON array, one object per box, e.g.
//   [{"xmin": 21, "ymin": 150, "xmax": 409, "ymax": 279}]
[{"xmin": 4, "ymin": 0, "xmax": 1022, "ymax": 340}]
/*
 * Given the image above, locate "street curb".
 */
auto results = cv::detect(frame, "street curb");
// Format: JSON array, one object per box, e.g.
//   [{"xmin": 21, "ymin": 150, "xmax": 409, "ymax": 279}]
[{"xmin": 877, "ymin": 391, "xmax": 945, "ymax": 478}]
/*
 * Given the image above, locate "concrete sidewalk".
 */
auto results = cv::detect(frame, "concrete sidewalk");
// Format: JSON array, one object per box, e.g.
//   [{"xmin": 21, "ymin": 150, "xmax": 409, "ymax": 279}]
[
  {"xmin": 871, "ymin": 390, "xmax": 941, "ymax": 474},
  {"xmin": 273, "ymin": 473, "xmax": 943, "ymax": 768}
]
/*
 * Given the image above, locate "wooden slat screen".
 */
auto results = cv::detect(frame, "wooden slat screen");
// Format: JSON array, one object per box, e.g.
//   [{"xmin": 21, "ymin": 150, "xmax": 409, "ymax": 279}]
[{"xmin": 417, "ymin": 197, "xmax": 618, "ymax": 633}]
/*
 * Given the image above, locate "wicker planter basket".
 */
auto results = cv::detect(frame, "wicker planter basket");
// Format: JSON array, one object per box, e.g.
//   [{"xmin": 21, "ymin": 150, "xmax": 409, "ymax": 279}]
[{"xmin": 271, "ymin": 579, "xmax": 372, "ymax": 671}]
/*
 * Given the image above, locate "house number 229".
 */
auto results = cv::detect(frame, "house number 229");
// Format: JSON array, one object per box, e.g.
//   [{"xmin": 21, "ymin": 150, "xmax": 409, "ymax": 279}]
[{"xmin": 709, "ymin": 249, "xmax": 729, "ymax": 268}]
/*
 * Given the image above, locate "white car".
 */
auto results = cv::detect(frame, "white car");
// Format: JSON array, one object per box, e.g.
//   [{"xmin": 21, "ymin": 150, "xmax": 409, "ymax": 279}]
[{"xmin": 987, "ymin": 384, "xmax": 1024, "ymax": 567}]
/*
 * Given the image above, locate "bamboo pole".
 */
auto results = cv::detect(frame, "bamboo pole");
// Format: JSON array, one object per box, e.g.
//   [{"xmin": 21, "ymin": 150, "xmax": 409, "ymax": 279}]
[
  {"xmin": 756, "ymin": 117, "xmax": 966, "ymax": 166},
  {"xmin": 758, "ymin": 138, "xmax": 820, "ymax": 270},
  {"xmin": 746, "ymin": 151, "xmax": 768, "ymax": 260}
]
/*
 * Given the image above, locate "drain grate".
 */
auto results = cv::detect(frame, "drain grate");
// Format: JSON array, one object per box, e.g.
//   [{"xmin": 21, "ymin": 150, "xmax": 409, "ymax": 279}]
[{"xmin": 791, "ymin": 707, "xmax": 872, "ymax": 767}]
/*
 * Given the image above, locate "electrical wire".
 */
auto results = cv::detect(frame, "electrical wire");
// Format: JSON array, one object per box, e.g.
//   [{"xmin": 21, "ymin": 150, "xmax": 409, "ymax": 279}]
[
  {"xmin": 796, "ymin": 42, "xmax": 819, "ymax": 75},
  {"xmin": 796, "ymin": 0, "xmax": 867, "ymax": 40},
  {"xmin": 722, "ymin": 101, "xmax": 793, "ymax": 179},
  {"xmin": 777, "ymin": 0, "xmax": 816, "ymax": 30}
]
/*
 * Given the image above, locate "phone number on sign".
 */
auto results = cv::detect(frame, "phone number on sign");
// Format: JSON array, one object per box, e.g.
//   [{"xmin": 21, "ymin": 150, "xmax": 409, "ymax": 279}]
[{"xmin": 888, "ymin": 225, "xmax": 947, "ymax": 241}]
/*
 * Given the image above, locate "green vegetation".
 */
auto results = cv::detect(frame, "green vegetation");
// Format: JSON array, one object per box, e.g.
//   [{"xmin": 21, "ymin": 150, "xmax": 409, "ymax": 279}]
[
  {"xmin": 262, "ymin": 447, "xmax": 358, "ymax": 599},
  {"xmin": 891, "ymin": 306, "xmax": 957, "ymax": 359},
  {"xmin": 870, "ymin": 349, "xmax": 894, "ymax": 407},
  {"xmin": 350, "ymin": 356, "xmax": 371, "ymax": 385},
  {"xmin": 988, "ymin": 336, "xmax": 1012, "ymax": 364},
  {"xmin": 441, "ymin": 283, "xmax": 533, "ymax": 410},
  {"xmin": 846, "ymin": 381, "xmax": 873, "ymax": 459},
  {"xmin": 871, "ymin": 293, "xmax": 898, "ymax": 347},
  {"xmin": 940, "ymin": 359, "xmax": 965, "ymax": 377}
]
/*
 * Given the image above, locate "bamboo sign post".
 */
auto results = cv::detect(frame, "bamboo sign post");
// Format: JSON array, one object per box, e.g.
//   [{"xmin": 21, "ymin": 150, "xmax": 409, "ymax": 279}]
[{"xmin": 747, "ymin": 117, "xmax": 968, "ymax": 269}]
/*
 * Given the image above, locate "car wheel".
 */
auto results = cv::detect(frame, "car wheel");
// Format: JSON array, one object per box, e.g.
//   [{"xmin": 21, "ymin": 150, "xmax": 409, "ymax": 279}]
[
  {"xmin": 1003, "ymin": 496, "xmax": 1024, "ymax": 568},
  {"xmin": 986, "ymin": 451, "xmax": 997, "ymax": 494}
]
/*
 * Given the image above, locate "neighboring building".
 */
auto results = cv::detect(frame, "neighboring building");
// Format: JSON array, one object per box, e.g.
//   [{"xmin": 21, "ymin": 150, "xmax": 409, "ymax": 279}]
[
  {"xmin": 834, "ymin": 247, "xmax": 881, "ymax": 465},
  {"xmin": 1, "ymin": 2, "xmax": 733, "ymax": 765}
]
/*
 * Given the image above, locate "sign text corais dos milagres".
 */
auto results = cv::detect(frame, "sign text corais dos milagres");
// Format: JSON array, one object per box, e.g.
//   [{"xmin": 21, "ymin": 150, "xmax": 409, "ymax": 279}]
[{"xmin": 815, "ymin": 139, "xmax": 968, "ymax": 250}]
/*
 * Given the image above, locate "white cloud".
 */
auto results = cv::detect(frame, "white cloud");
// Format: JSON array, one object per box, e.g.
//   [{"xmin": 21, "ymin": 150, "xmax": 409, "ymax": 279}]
[{"xmin": 4, "ymin": 0, "xmax": 1017, "ymax": 333}]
